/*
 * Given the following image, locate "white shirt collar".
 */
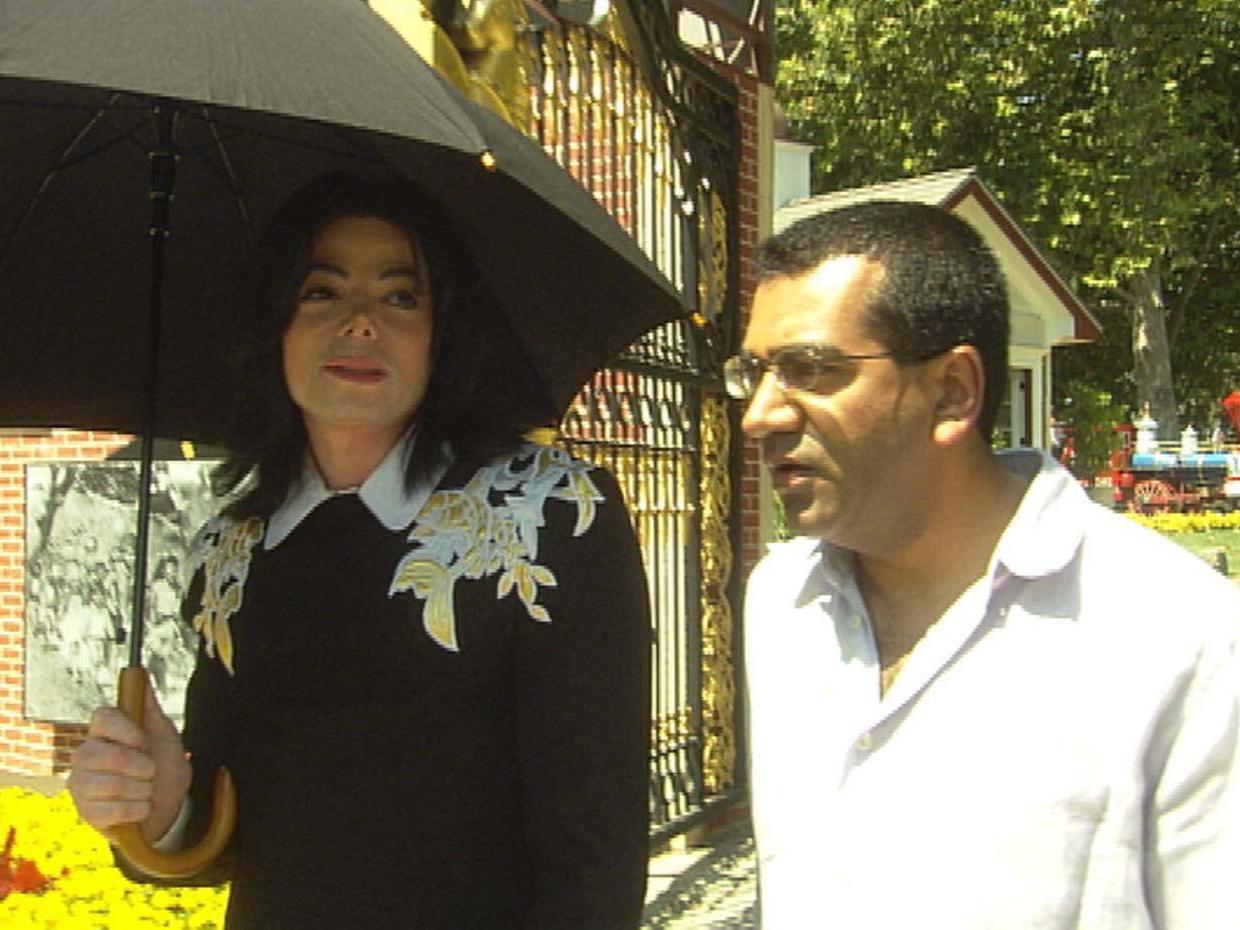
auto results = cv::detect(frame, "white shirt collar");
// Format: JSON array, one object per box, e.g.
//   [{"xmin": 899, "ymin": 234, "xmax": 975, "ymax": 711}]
[
  {"xmin": 756, "ymin": 535, "xmax": 858, "ymax": 610},
  {"xmin": 778, "ymin": 449, "xmax": 1088, "ymax": 601},
  {"xmin": 990, "ymin": 448, "xmax": 1089, "ymax": 580},
  {"xmin": 263, "ymin": 429, "xmax": 448, "ymax": 549}
]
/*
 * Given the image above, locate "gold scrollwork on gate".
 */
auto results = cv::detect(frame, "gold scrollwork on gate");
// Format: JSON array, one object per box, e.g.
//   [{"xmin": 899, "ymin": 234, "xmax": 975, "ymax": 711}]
[
  {"xmin": 697, "ymin": 189, "xmax": 729, "ymax": 322},
  {"xmin": 699, "ymin": 394, "xmax": 734, "ymax": 793}
]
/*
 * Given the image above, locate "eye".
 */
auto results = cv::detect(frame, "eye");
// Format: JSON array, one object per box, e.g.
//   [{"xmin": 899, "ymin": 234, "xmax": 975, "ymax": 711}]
[
  {"xmin": 298, "ymin": 282, "xmax": 337, "ymax": 302},
  {"xmin": 385, "ymin": 289, "xmax": 422, "ymax": 310},
  {"xmin": 776, "ymin": 351, "xmax": 827, "ymax": 389}
]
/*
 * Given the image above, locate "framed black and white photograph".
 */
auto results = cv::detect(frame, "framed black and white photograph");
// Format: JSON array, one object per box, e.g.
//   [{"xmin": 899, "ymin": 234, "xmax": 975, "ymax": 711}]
[{"xmin": 24, "ymin": 458, "xmax": 221, "ymax": 723}]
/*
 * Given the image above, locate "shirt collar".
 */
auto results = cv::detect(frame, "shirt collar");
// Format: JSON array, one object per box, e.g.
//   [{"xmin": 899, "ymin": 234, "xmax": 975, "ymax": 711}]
[
  {"xmin": 760, "ymin": 535, "xmax": 856, "ymax": 609},
  {"xmin": 989, "ymin": 448, "xmax": 1089, "ymax": 580},
  {"xmin": 264, "ymin": 429, "xmax": 448, "ymax": 549},
  {"xmin": 787, "ymin": 449, "xmax": 1088, "ymax": 599}
]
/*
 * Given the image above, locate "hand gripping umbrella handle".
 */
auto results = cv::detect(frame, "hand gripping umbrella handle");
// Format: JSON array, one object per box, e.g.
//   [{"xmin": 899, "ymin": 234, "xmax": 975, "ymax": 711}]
[{"xmin": 111, "ymin": 666, "xmax": 238, "ymax": 879}]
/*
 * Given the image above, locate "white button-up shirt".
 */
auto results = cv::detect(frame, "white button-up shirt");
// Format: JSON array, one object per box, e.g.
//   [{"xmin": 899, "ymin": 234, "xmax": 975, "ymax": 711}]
[{"xmin": 745, "ymin": 450, "xmax": 1240, "ymax": 929}]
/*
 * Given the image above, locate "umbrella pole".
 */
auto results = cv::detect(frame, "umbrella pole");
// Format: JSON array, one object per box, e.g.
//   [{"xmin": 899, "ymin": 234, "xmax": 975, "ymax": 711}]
[
  {"xmin": 112, "ymin": 100, "xmax": 237, "ymax": 880},
  {"xmin": 124, "ymin": 105, "xmax": 177, "ymax": 670}
]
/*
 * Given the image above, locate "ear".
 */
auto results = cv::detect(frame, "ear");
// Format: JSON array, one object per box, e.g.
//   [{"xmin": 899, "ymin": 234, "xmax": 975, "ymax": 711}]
[{"xmin": 929, "ymin": 346, "xmax": 984, "ymax": 447}]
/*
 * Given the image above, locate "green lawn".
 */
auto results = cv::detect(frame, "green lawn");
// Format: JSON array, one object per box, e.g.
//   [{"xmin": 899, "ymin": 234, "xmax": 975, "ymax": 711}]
[{"xmin": 1157, "ymin": 527, "xmax": 1240, "ymax": 587}]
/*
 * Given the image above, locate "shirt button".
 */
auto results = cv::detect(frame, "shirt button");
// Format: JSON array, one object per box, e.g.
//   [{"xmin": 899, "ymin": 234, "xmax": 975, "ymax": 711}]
[
  {"xmin": 855, "ymin": 732, "xmax": 873, "ymax": 752},
  {"xmin": 848, "ymin": 613, "xmax": 863, "ymax": 630}
]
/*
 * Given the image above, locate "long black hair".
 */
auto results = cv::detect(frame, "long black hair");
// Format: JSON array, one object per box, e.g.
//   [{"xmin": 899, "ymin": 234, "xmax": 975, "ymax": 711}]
[{"xmin": 215, "ymin": 170, "xmax": 554, "ymax": 518}]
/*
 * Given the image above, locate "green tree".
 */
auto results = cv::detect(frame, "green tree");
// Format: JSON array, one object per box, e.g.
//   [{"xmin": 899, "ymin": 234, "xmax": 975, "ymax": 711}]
[
  {"xmin": 775, "ymin": 0, "xmax": 1240, "ymax": 436},
  {"xmin": 1055, "ymin": 380, "xmax": 1126, "ymax": 481}
]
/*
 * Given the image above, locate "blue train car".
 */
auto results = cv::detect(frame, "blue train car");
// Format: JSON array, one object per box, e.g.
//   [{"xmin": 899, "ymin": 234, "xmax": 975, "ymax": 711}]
[{"xmin": 1115, "ymin": 450, "xmax": 1240, "ymax": 513}]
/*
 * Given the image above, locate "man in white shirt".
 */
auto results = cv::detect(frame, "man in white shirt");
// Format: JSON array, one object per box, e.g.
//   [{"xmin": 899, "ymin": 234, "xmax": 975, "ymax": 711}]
[{"xmin": 728, "ymin": 201, "xmax": 1240, "ymax": 929}]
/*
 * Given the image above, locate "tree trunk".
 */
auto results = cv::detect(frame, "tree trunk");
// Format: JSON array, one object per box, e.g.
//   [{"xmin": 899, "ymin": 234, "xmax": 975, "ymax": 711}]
[{"xmin": 1127, "ymin": 266, "xmax": 1179, "ymax": 439}]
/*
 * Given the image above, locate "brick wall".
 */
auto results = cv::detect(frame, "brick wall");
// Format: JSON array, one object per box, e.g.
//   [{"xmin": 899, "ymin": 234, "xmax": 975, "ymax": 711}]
[
  {"xmin": 732, "ymin": 69, "xmax": 764, "ymax": 581},
  {"xmin": 0, "ymin": 430, "xmax": 130, "ymax": 775}
]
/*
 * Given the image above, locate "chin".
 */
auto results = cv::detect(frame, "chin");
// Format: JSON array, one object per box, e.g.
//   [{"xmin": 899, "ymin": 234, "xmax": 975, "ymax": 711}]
[
  {"xmin": 778, "ymin": 491, "xmax": 829, "ymax": 534},
  {"xmin": 781, "ymin": 509, "xmax": 825, "ymax": 539}
]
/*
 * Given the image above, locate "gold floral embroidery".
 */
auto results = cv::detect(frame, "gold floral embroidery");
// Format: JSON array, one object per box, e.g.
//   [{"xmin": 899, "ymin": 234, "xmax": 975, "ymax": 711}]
[
  {"xmin": 187, "ymin": 516, "xmax": 264, "ymax": 675},
  {"xmin": 390, "ymin": 446, "xmax": 603, "ymax": 651}
]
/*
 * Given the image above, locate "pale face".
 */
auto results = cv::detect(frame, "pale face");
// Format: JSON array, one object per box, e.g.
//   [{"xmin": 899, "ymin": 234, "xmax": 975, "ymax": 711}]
[
  {"xmin": 740, "ymin": 256, "xmax": 938, "ymax": 552},
  {"xmin": 282, "ymin": 214, "xmax": 434, "ymax": 451}
]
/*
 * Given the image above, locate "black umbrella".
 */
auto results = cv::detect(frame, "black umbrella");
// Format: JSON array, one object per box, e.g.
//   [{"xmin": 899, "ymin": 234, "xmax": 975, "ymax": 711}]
[{"xmin": 0, "ymin": 0, "xmax": 683, "ymax": 876}]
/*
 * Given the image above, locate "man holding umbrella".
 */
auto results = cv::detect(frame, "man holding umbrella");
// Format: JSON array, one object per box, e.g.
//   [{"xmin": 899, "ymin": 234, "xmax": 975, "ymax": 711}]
[
  {"xmin": 67, "ymin": 171, "xmax": 653, "ymax": 928},
  {"xmin": 0, "ymin": 2, "xmax": 685, "ymax": 926}
]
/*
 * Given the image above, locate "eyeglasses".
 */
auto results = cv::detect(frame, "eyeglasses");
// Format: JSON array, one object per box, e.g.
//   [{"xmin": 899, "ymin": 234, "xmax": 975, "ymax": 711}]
[{"xmin": 722, "ymin": 344, "xmax": 895, "ymax": 400}]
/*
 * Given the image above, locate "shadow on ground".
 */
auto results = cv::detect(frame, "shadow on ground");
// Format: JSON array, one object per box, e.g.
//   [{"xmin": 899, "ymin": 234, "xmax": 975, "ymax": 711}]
[{"xmin": 641, "ymin": 819, "xmax": 757, "ymax": 929}]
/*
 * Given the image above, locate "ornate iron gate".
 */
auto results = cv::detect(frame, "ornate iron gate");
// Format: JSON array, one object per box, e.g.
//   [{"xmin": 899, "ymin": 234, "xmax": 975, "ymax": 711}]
[
  {"xmin": 539, "ymin": 4, "xmax": 740, "ymax": 838},
  {"xmin": 385, "ymin": 0, "xmax": 742, "ymax": 839}
]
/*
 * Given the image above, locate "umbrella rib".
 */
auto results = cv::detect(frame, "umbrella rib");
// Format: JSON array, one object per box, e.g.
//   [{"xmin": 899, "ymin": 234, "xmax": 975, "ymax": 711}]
[
  {"xmin": 0, "ymin": 91, "xmax": 147, "ymax": 274},
  {"xmin": 181, "ymin": 110, "xmax": 392, "ymax": 165},
  {"xmin": 0, "ymin": 94, "xmax": 154, "ymax": 168},
  {"xmin": 173, "ymin": 105, "xmax": 388, "ymax": 250},
  {"xmin": 0, "ymin": 95, "xmax": 150, "ymax": 115},
  {"xmin": 190, "ymin": 105, "xmax": 254, "ymax": 250},
  {"xmin": 50, "ymin": 120, "xmax": 152, "ymax": 170}
]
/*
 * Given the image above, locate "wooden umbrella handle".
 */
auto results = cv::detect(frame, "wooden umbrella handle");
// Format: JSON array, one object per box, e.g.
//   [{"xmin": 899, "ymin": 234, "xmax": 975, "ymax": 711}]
[{"xmin": 110, "ymin": 666, "xmax": 237, "ymax": 879}]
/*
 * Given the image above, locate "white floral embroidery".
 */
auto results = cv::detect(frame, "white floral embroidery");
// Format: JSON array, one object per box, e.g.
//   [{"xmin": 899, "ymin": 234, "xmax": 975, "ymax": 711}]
[
  {"xmin": 389, "ymin": 445, "xmax": 603, "ymax": 652},
  {"xmin": 187, "ymin": 516, "xmax": 264, "ymax": 675}
]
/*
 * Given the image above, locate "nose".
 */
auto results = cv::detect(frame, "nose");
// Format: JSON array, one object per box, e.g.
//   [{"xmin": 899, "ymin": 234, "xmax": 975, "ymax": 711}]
[
  {"xmin": 740, "ymin": 372, "xmax": 801, "ymax": 440},
  {"xmin": 339, "ymin": 303, "xmax": 377, "ymax": 339}
]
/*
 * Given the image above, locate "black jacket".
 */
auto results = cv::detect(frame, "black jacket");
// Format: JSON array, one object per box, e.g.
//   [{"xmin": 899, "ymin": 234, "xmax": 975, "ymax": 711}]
[{"xmin": 148, "ymin": 446, "xmax": 651, "ymax": 929}]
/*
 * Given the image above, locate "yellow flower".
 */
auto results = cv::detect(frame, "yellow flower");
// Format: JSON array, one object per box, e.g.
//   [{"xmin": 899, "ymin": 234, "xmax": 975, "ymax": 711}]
[
  {"xmin": 1126, "ymin": 511, "xmax": 1240, "ymax": 533},
  {"xmin": 1, "ymin": 788, "xmax": 228, "ymax": 928}
]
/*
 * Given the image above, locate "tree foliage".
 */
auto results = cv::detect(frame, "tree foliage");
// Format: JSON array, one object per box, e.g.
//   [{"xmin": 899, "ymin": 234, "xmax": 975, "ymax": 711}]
[
  {"xmin": 775, "ymin": 0, "xmax": 1240, "ymax": 436},
  {"xmin": 1055, "ymin": 379, "xmax": 1126, "ymax": 481}
]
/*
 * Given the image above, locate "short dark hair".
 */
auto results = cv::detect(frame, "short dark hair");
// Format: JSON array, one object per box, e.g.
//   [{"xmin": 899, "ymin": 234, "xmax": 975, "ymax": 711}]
[
  {"xmin": 215, "ymin": 170, "xmax": 552, "ymax": 517},
  {"xmin": 759, "ymin": 201, "xmax": 1009, "ymax": 440}
]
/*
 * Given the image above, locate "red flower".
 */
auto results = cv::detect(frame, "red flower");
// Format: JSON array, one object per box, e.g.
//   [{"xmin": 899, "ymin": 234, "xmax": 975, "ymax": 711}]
[{"xmin": 0, "ymin": 826, "xmax": 54, "ymax": 901}]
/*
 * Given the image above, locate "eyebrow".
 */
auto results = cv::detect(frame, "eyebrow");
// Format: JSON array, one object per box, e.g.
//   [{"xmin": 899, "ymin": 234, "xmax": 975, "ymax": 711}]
[
  {"xmin": 305, "ymin": 261, "xmax": 424, "ymax": 282},
  {"xmin": 767, "ymin": 343, "xmax": 847, "ymax": 358}
]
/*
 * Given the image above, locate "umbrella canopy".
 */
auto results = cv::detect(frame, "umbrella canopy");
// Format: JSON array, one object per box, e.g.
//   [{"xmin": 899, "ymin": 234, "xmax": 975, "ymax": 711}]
[{"xmin": 0, "ymin": 0, "xmax": 684, "ymax": 442}]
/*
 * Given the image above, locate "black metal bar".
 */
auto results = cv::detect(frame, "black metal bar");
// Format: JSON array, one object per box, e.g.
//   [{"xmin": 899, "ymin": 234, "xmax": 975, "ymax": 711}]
[
  {"xmin": 536, "ymin": 34, "xmax": 549, "ymax": 149},
  {"xmin": 127, "ymin": 100, "xmax": 178, "ymax": 667},
  {"xmin": 606, "ymin": 42, "xmax": 619, "ymax": 232},
  {"xmin": 675, "ymin": 0, "xmax": 762, "ymax": 39},
  {"xmin": 626, "ymin": 51, "xmax": 638, "ymax": 242},
  {"xmin": 648, "ymin": 786, "xmax": 743, "ymax": 847}
]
